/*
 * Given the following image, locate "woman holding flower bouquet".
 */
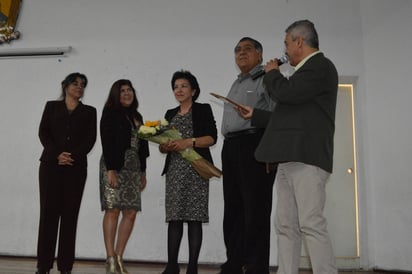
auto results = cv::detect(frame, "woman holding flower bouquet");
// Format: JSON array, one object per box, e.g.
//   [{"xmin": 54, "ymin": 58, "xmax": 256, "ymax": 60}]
[
  {"xmin": 159, "ymin": 70, "xmax": 217, "ymax": 274},
  {"xmin": 99, "ymin": 79, "xmax": 149, "ymax": 274}
]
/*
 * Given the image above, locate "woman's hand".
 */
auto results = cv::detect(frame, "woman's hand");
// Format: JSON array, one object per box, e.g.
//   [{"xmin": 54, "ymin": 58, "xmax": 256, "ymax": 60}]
[
  {"xmin": 140, "ymin": 173, "xmax": 147, "ymax": 191},
  {"xmin": 57, "ymin": 152, "xmax": 74, "ymax": 166},
  {"xmin": 168, "ymin": 139, "xmax": 192, "ymax": 152},
  {"xmin": 159, "ymin": 140, "xmax": 173, "ymax": 153},
  {"xmin": 159, "ymin": 139, "xmax": 192, "ymax": 152},
  {"xmin": 107, "ymin": 170, "xmax": 119, "ymax": 189}
]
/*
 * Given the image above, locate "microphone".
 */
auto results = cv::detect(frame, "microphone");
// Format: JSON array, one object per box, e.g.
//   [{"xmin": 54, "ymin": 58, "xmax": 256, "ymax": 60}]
[{"xmin": 251, "ymin": 55, "xmax": 289, "ymax": 80}]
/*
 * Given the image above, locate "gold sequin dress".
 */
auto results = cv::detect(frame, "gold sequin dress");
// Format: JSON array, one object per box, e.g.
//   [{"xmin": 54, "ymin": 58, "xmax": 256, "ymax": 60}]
[{"xmin": 99, "ymin": 128, "xmax": 143, "ymax": 211}]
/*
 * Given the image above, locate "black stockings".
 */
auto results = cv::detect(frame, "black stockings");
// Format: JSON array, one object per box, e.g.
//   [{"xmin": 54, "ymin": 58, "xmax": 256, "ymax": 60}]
[{"xmin": 166, "ymin": 220, "xmax": 202, "ymax": 274}]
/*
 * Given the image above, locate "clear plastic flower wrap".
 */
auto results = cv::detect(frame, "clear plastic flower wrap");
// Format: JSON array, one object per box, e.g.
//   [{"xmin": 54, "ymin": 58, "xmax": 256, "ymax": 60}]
[{"xmin": 138, "ymin": 119, "xmax": 221, "ymax": 180}]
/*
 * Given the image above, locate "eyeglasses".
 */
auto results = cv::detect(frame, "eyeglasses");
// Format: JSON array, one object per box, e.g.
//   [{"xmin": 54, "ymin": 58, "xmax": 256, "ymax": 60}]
[{"xmin": 234, "ymin": 45, "xmax": 256, "ymax": 54}]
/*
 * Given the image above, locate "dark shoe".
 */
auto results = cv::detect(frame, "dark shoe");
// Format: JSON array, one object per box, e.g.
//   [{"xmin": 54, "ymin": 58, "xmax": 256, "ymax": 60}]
[
  {"xmin": 60, "ymin": 271, "xmax": 72, "ymax": 274},
  {"xmin": 35, "ymin": 270, "xmax": 49, "ymax": 274},
  {"xmin": 186, "ymin": 264, "xmax": 198, "ymax": 274},
  {"xmin": 218, "ymin": 263, "xmax": 243, "ymax": 274},
  {"xmin": 218, "ymin": 270, "xmax": 242, "ymax": 274},
  {"xmin": 162, "ymin": 263, "xmax": 180, "ymax": 274},
  {"xmin": 242, "ymin": 265, "xmax": 270, "ymax": 274}
]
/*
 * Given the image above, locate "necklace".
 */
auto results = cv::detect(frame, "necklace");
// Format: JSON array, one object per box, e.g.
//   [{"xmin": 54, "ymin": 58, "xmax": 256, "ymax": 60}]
[{"xmin": 179, "ymin": 103, "xmax": 192, "ymax": 115}]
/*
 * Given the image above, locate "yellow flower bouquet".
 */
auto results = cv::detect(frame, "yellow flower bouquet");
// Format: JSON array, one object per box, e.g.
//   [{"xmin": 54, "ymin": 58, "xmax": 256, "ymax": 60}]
[{"xmin": 138, "ymin": 119, "xmax": 222, "ymax": 180}]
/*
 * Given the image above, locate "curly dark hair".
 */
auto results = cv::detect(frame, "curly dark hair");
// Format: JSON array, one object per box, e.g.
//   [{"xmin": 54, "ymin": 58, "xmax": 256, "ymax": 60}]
[{"xmin": 171, "ymin": 70, "xmax": 200, "ymax": 102}]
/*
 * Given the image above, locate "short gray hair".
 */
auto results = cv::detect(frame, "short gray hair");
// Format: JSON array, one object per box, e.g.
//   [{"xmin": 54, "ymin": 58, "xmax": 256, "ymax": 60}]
[{"xmin": 285, "ymin": 20, "xmax": 319, "ymax": 49}]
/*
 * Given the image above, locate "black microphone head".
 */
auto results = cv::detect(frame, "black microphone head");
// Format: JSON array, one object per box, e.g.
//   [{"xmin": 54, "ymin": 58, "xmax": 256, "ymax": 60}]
[
  {"xmin": 277, "ymin": 55, "xmax": 289, "ymax": 65},
  {"xmin": 251, "ymin": 55, "xmax": 289, "ymax": 80}
]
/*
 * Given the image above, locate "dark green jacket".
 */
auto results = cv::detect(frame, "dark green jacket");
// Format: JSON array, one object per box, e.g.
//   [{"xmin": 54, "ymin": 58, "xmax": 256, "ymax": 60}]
[{"xmin": 253, "ymin": 53, "xmax": 338, "ymax": 173}]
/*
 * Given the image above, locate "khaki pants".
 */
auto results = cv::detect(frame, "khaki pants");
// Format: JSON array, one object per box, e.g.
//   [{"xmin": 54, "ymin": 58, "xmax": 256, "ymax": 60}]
[{"xmin": 275, "ymin": 162, "xmax": 337, "ymax": 274}]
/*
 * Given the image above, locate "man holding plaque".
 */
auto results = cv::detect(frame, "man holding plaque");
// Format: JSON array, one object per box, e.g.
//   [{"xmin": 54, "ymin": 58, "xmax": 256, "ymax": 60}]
[{"xmin": 219, "ymin": 37, "xmax": 276, "ymax": 274}]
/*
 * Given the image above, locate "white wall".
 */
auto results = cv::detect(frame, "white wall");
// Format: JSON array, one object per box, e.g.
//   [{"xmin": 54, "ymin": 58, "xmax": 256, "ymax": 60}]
[
  {"xmin": 0, "ymin": 0, "xmax": 410, "ymax": 271},
  {"xmin": 359, "ymin": 0, "xmax": 412, "ymax": 271}
]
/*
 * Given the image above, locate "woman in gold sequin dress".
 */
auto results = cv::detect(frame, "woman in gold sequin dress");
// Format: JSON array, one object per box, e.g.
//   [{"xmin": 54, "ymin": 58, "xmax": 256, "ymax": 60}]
[
  {"xmin": 99, "ymin": 79, "xmax": 149, "ymax": 274},
  {"xmin": 159, "ymin": 70, "xmax": 217, "ymax": 274}
]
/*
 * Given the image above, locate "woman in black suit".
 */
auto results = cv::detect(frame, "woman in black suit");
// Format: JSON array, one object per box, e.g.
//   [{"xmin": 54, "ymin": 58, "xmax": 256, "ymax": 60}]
[
  {"xmin": 36, "ymin": 72, "xmax": 97, "ymax": 274},
  {"xmin": 99, "ymin": 79, "xmax": 149, "ymax": 274},
  {"xmin": 160, "ymin": 70, "xmax": 217, "ymax": 274}
]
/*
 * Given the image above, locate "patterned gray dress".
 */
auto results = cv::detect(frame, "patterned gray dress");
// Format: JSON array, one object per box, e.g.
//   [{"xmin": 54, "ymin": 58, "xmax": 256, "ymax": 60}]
[
  {"xmin": 100, "ymin": 128, "xmax": 143, "ymax": 211},
  {"xmin": 165, "ymin": 110, "xmax": 209, "ymax": 222}
]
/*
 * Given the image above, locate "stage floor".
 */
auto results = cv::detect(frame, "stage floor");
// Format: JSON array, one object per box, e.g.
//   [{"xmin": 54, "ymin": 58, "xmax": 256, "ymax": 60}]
[{"xmin": 0, "ymin": 256, "xmax": 392, "ymax": 274}]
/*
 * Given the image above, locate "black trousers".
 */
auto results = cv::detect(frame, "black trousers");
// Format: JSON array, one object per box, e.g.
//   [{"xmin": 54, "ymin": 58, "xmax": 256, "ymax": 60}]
[
  {"xmin": 37, "ymin": 162, "xmax": 87, "ymax": 271},
  {"xmin": 221, "ymin": 132, "xmax": 276, "ymax": 274}
]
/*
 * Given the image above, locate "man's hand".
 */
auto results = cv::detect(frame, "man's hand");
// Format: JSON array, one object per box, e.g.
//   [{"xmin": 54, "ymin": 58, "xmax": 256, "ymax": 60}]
[
  {"xmin": 235, "ymin": 105, "xmax": 253, "ymax": 120},
  {"xmin": 264, "ymin": 59, "xmax": 280, "ymax": 72}
]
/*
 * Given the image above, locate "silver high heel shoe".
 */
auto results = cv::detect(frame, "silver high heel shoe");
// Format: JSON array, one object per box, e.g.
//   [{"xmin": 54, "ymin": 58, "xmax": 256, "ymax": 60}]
[
  {"xmin": 105, "ymin": 256, "xmax": 118, "ymax": 274},
  {"xmin": 116, "ymin": 254, "xmax": 129, "ymax": 274}
]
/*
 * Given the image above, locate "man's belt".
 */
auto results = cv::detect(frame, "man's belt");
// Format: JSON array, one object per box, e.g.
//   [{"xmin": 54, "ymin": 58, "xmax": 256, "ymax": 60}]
[{"xmin": 225, "ymin": 128, "xmax": 262, "ymax": 139}]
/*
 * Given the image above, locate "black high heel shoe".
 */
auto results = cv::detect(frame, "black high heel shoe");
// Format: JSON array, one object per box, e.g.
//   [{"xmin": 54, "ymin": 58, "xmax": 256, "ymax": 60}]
[
  {"xmin": 162, "ymin": 263, "xmax": 180, "ymax": 274},
  {"xmin": 185, "ymin": 265, "xmax": 198, "ymax": 274},
  {"xmin": 35, "ymin": 270, "xmax": 49, "ymax": 274}
]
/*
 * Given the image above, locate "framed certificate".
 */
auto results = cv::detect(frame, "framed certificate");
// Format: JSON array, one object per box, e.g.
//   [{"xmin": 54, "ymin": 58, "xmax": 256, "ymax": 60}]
[{"xmin": 210, "ymin": 92, "xmax": 248, "ymax": 112}]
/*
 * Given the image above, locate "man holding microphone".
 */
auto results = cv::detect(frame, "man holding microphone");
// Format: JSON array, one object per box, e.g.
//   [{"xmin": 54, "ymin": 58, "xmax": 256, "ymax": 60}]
[{"xmin": 239, "ymin": 20, "xmax": 339, "ymax": 274}]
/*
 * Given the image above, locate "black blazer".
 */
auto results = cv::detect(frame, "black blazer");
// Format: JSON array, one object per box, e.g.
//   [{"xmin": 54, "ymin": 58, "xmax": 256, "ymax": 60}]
[
  {"xmin": 161, "ymin": 102, "xmax": 217, "ymax": 175},
  {"xmin": 253, "ymin": 53, "xmax": 338, "ymax": 173},
  {"xmin": 100, "ymin": 108, "xmax": 149, "ymax": 172},
  {"xmin": 39, "ymin": 100, "xmax": 97, "ymax": 167}
]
